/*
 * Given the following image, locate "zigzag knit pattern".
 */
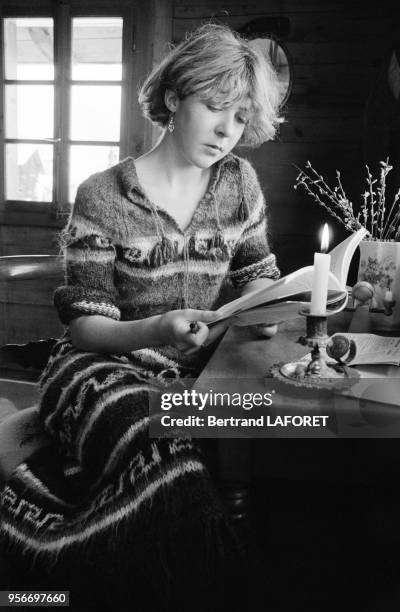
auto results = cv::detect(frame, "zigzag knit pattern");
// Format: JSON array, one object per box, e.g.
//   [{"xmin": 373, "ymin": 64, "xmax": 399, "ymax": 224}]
[{"xmin": 0, "ymin": 154, "xmax": 278, "ymax": 609}]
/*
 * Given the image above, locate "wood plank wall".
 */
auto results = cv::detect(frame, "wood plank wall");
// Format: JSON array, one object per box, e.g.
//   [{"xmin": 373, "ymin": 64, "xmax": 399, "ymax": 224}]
[
  {"xmin": 173, "ymin": 0, "xmax": 398, "ymax": 274},
  {"xmin": 0, "ymin": 0, "xmax": 397, "ymax": 345}
]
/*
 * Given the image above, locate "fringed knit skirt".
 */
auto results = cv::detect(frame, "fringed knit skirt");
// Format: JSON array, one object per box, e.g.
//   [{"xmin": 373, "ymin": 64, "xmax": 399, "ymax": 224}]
[{"xmin": 0, "ymin": 336, "xmax": 245, "ymax": 611}]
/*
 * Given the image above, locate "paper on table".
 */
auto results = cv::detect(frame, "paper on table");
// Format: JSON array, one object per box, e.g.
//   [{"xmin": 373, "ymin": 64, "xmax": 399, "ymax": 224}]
[{"xmin": 331, "ymin": 333, "xmax": 400, "ymax": 366}]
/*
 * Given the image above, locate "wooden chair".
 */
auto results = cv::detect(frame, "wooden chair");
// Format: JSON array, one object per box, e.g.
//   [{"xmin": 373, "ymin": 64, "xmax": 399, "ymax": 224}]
[{"xmin": 0, "ymin": 255, "xmax": 63, "ymax": 487}]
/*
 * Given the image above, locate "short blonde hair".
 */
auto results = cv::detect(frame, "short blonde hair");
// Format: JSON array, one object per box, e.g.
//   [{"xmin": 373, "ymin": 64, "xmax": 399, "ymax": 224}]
[{"xmin": 138, "ymin": 24, "xmax": 283, "ymax": 147}]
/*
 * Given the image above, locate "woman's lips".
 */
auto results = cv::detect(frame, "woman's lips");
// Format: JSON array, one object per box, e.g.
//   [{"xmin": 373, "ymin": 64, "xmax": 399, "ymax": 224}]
[{"xmin": 205, "ymin": 144, "xmax": 223, "ymax": 153}]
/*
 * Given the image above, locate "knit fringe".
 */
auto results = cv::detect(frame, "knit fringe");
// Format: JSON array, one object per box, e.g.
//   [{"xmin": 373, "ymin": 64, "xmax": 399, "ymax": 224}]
[
  {"xmin": 148, "ymin": 235, "xmax": 176, "ymax": 267},
  {"xmin": 207, "ymin": 228, "xmax": 231, "ymax": 261},
  {"xmin": 210, "ymin": 228, "xmax": 225, "ymax": 249},
  {"xmin": 236, "ymin": 198, "xmax": 250, "ymax": 223}
]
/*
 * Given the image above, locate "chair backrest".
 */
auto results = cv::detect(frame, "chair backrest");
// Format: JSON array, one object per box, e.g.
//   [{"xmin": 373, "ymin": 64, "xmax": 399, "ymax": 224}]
[
  {"xmin": 0, "ymin": 255, "xmax": 63, "ymax": 374},
  {"xmin": 0, "ymin": 254, "xmax": 63, "ymax": 281}
]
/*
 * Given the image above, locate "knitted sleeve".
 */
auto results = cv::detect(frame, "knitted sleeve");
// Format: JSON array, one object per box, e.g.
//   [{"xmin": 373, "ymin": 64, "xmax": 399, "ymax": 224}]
[
  {"xmin": 54, "ymin": 179, "xmax": 120, "ymax": 325},
  {"xmin": 228, "ymin": 159, "xmax": 281, "ymax": 289}
]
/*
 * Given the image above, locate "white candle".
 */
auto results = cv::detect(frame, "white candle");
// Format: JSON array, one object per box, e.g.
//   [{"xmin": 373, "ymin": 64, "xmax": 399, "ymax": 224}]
[
  {"xmin": 385, "ymin": 290, "xmax": 393, "ymax": 302},
  {"xmin": 310, "ymin": 224, "xmax": 331, "ymax": 316}
]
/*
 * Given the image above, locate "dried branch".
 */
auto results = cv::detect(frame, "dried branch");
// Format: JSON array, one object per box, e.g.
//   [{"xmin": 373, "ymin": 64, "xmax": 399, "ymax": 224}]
[{"xmin": 294, "ymin": 160, "xmax": 400, "ymax": 240}]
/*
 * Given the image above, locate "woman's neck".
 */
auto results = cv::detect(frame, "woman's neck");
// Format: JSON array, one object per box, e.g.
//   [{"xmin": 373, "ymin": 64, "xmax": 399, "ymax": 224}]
[{"xmin": 137, "ymin": 133, "xmax": 210, "ymax": 192}]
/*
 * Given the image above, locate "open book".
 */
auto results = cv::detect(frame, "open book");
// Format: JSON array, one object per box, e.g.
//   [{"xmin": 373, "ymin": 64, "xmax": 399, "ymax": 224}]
[
  {"xmin": 212, "ymin": 227, "xmax": 368, "ymax": 326},
  {"xmin": 330, "ymin": 333, "xmax": 400, "ymax": 366}
]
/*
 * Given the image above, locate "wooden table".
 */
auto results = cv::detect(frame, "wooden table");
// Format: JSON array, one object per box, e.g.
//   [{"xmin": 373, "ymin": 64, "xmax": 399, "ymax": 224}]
[{"xmin": 194, "ymin": 312, "xmax": 400, "ymax": 519}]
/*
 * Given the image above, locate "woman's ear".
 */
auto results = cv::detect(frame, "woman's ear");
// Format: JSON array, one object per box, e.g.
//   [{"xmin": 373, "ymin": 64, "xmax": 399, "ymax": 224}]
[{"xmin": 164, "ymin": 89, "xmax": 179, "ymax": 112}]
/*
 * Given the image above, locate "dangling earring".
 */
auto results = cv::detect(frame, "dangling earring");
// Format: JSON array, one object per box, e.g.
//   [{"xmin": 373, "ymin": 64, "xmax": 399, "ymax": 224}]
[{"xmin": 167, "ymin": 113, "xmax": 175, "ymax": 134}]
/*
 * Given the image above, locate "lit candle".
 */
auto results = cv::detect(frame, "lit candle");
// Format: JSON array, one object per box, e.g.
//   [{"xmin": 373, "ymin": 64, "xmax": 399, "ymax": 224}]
[{"xmin": 310, "ymin": 224, "xmax": 331, "ymax": 316}]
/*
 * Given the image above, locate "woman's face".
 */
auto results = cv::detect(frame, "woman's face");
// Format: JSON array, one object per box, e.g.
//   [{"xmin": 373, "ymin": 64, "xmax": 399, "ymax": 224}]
[{"xmin": 169, "ymin": 93, "xmax": 250, "ymax": 169}]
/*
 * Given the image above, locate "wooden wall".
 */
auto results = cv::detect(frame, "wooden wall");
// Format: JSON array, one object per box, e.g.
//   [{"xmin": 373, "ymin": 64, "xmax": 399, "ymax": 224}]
[{"xmin": 1, "ymin": 0, "xmax": 398, "ymax": 345}]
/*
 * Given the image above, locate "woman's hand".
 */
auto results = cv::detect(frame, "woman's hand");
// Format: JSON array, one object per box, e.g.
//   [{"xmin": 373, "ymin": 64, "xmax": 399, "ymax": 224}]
[
  {"xmin": 182, "ymin": 318, "xmax": 234, "ymax": 355},
  {"xmin": 158, "ymin": 309, "xmax": 220, "ymax": 352},
  {"xmin": 248, "ymin": 323, "xmax": 278, "ymax": 338}
]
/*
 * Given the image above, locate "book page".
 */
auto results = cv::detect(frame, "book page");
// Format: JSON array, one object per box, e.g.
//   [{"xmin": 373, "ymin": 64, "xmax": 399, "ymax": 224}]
[
  {"xmin": 214, "ymin": 267, "xmax": 343, "ymax": 323},
  {"xmin": 232, "ymin": 302, "xmax": 302, "ymax": 326},
  {"xmin": 331, "ymin": 333, "xmax": 400, "ymax": 365},
  {"xmin": 329, "ymin": 227, "xmax": 368, "ymax": 288}
]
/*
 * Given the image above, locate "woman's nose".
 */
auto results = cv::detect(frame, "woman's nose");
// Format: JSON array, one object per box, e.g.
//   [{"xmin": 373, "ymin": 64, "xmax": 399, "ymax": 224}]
[{"xmin": 215, "ymin": 112, "xmax": 235, "ymax": 137}]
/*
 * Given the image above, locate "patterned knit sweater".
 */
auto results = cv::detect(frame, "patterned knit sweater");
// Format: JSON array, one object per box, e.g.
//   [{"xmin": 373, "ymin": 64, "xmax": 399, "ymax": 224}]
[{"xmin": 55, "ymin": 153, "xmax": 280, "ymax": 339}]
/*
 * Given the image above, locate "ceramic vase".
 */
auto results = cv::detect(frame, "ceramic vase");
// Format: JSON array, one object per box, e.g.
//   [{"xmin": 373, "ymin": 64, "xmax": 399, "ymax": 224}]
[{"xmin": 357, "ymin": 239, "xmax": 400, "ymax": 329}]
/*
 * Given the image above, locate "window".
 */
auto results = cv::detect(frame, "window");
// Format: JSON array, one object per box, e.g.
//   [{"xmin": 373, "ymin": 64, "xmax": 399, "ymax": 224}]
[
  {"xmin": 4, "ymin": 17, "xmax": 56, "ymax": 203},
  {"xmin": 69, "ymin": 16, "xmax": 122, "ymax": 202},
  {"xmin": 0, "ymin": 3, "xmax": 136, "ymax": 216}
]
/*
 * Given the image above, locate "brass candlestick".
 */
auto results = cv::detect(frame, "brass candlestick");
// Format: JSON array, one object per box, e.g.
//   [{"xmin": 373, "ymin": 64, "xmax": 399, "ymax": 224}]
[
  {"xmin": 298, "ymin": 309, "xmax": 330, "ymax": 348},
  {"xmin": 270, "ymin": 306, "xmax": 359, "ymax": 389}
]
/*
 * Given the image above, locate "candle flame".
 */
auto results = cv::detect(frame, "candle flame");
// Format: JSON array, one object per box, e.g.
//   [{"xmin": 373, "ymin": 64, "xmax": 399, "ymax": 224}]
[{"xmin": 320, "ymin": 223, "xmax": 330, "ymax": 253}]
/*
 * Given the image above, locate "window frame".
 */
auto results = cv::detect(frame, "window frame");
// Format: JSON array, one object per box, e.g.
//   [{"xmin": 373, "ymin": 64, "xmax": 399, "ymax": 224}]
[{"xmin": 0, "ymin": 0, "xmax": 136, "ymax": 226}]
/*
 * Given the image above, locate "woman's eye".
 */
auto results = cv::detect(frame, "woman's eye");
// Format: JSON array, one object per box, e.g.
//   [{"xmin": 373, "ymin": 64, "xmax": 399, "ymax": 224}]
[
  {"xmin": 236, "ymin": 115, "xmax": 247, "ymax": 125},
  {"xmin": 206, "ymin": 104, "xmax": 222, "ymax": 112}
]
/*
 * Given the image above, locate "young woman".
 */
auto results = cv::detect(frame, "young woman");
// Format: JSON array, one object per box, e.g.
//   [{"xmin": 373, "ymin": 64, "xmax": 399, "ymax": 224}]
[{"xmin": 0, "ymin": 24, "xmax": 282, "ymax": 611}]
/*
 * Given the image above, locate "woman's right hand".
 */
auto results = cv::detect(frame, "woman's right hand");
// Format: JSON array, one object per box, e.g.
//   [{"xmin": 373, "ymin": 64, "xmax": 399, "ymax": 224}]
[{"xmin": 158, "ymin": 309, "xmax": 219, "ymax": 352}]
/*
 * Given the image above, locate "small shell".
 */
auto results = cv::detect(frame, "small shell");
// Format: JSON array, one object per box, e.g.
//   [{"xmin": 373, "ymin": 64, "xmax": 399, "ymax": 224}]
[{"xmin": 326, "ymin": 335, "xmax": 350, "ymax": 361}]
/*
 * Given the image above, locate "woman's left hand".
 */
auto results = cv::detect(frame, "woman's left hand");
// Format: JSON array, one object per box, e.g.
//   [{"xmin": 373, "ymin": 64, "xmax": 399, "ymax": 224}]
[
  {"xmin": 239, "ymin": 279, "xmax": 279, "ymax": 338},
  {"xmin": 248, "ymin": 323, "xmax": 278, "ymax": 338}
]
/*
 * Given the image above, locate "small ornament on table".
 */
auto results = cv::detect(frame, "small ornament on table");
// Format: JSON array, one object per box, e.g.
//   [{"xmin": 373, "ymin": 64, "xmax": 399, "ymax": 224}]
[
  {"xmin": 352, "ymin": 281, "xmax": 374, "ymax": 307},
  {"xmin": 348, "ymin": 281, "xmax": 374, "ymax": 333},
  {"xmin": 326, "ymin": 334, "xmax": 357, "ymax": 369},
  {"xmin": 383, "ymin": 288, "xmax": 396, "ymax": 316},
  {"xmin": 306, "ymin": 344, "xmax": 324, "ymax": 375},
  {"xmin": 348, "ymin": 280, "xmax": 397, "ymax": 333}
]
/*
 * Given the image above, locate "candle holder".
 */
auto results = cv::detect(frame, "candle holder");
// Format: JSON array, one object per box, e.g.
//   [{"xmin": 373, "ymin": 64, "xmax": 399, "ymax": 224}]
[
  {"xmin": 297, "ymin": 307, "xmax": 330, "ymax": 348},
  {"xmin": 270, "ymin": 306, "xmax": 360, "ymax": 390}
]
